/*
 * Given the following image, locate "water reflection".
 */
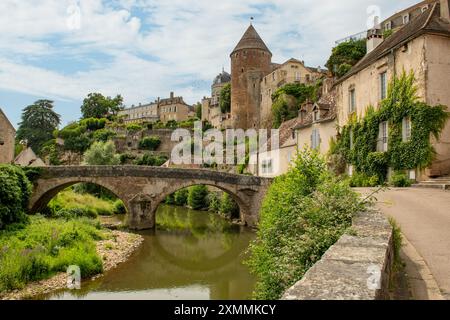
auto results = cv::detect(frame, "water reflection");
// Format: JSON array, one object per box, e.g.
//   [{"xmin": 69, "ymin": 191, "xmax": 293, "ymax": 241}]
[{"xmin": 41, "ymin": 205, "xmax": 256, "ymax": 300}]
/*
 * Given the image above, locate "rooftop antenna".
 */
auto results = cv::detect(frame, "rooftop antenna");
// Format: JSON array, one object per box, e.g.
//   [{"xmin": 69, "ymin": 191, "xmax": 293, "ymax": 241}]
[{"xmin": 250, "ymin": 17, "xmax": 254, "ymax": 25}]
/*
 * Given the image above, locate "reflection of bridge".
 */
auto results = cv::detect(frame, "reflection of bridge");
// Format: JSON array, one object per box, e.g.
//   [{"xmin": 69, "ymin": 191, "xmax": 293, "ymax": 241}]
[{"xmin": 29, "ymin": 166, "xmax": 272, "ymax": 230}]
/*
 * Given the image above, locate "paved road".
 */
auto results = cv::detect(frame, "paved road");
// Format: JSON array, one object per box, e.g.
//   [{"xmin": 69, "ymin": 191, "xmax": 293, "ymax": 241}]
[{"xmin": 355, "ymin": 188, "xmax": 450, "ymax": 299}]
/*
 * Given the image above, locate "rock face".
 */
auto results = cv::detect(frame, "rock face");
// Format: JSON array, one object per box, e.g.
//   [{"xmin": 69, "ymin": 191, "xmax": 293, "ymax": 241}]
[{"xmin": 282, "ymin": 210, "xmax": 394, "ymax": 300}]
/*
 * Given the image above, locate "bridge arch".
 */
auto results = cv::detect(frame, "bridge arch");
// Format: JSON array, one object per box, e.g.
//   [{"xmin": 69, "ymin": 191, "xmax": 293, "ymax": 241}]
[
  {"xmin": 29, "ymin": 166, "xmax": 271, "ymax": 230},
  {"xmin": 29, "ymin": 178, "xmax": 130, "ymax": 216}
]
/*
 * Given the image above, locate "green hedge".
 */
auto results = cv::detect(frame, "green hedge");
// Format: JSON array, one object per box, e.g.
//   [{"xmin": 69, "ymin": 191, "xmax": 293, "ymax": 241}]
[{"xmin": 246, "ymin": 149, "xmax": 364, "ymax": 299}]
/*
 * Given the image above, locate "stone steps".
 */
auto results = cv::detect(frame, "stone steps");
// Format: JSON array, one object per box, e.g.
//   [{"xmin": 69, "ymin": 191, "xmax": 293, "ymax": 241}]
[{"xmin": 413, "ymin": 176, "xmax": 450, "ymax": 190}]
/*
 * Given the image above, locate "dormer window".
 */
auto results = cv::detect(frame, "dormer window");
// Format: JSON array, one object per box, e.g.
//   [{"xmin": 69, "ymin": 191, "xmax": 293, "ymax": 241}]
[
  {"xmin": 403, "ymin": 14, "xmax": 410, "ymax": 24},
  {"xmin": 422, "ymin": 5, "xmax": 429, "ymax": 12},
  {"xmin": 313, "ymin": 109, "xmax": 320, "ymax": 122},
  {"xmin": 384, "ymin": 21, "xmax": 392, "ymax": 31}
]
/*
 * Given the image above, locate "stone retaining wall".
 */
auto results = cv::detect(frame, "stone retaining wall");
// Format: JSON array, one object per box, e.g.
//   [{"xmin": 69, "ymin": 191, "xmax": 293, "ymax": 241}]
[{"xmin": 282, "ymin": 210, "xmax": 394, "ymax": 300}]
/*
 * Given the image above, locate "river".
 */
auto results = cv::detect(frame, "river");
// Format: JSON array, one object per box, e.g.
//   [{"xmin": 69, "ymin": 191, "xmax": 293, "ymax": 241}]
[{"xmin": 40, "ymin": 204, "xmax": 256, "ymax": 300}]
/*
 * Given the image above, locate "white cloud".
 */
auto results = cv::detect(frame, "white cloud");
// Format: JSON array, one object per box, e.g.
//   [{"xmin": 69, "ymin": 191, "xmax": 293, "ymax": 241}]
[{"xmin": 0, "ymin": 0, "xmax": 420, "ymax": 110}]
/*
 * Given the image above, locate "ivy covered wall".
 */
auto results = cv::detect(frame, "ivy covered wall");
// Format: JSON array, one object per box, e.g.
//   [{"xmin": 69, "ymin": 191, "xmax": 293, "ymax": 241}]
[{"xmin": 330, "ymin": 71, "xmax": 449, "ymax": 182}]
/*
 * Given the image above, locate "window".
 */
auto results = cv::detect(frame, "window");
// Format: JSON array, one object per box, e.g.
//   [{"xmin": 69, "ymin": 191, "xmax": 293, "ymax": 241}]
[
  {"xmin": 272, "ymin": 73, "xmax": 275, "ymax": 81},
  {"xmin": 262, "ymin": 159, "xmax": 273, "ymax": 174},
  {"xmin": 378, "ymin": 121, "xmax": 389, "ymax": 152},
  {"xmin": 380, "ymin": 72, "xmax": 387, "ymax": 100},
  {"xmin": 295, "ymin": 72, "xmax": 301, "ymax": 81},
  {"xmin": 384, "ymin": 21, "xmax": 392, "ymax": 31},
  {"xmin": 349, "ymin": 89, "xmax": 356, "ymax": 113},
  {"xmin": 403, "ymin": 14, "xmax": 410, "ymax": 24},
  {"xmin": 422, "ymin": 5, "xmax": 429, "ymax": 12},
  {"xmin": 313, "ymin": 109, "xmax": 320, "ymax": 122},
  {"xmin": 311, "ymin": 129, "xmax": 320, "ymax": 150},
  {"xmin": 402, "ymin": 116, "xmax": 412, "ymax": 142},
  {"xmin": 305, "ymin": 74, "xmax": 311, "ymax": 82}
]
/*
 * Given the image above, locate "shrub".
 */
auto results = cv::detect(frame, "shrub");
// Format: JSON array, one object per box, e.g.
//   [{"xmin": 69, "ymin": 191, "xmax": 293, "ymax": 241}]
[
  {"xmin": 126, "ymin": 124, "xmax": 143, "ymax": 134},
  {"xmin": 134, "ymin": 153, "xmax": 168, "ymax": 166},
  {"xmin": 80, "ymin": 118, "xmax": 107, "ymax": 131},
  {"xmin": 349, "ymin": 172, "xmax": 380, "ymax": 187},
  {"xmin": 0, "ymin": 165, "xmax": 32, "ymax": 229},
  {"xmin": 92, "ymin": 129, "xmax": 116, "ymax": 142},
  {"xmin": 113, "ymin": 200, "xmax": 127, "ymax": 215},
  {"xmin": 138, "ymin": 136, "xmax": 161, "ymax": 151},
  {"xmin": 83, "ymin": 141, "xmax": 120, "ymax": 165},
  {"xmin": 188, "ymin": 185, "xmax": 209, "ymax": 210},
  {"xmin": 119, "ymin": 153, "xmax": 136, "ymax": 164},
  {"xmin": 390, "ymin": 172, "xmax": 412, "ymax": 188},
  {"xmin": 220, "ymin": 193, "xmax": 239, "ymax": 219},
  {"xmin": 174, "ymin": 189, "xmax": 189, "ymax": 207},
  {"xmin": 246, "ymin": 149, "xmax": 365, "ymax": 299}
]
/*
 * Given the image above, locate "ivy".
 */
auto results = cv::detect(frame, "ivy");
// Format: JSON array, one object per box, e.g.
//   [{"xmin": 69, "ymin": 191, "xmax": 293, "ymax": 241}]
[{"xmin": 331, "ymin": 71, "xmax": 449, "ymax": 182}]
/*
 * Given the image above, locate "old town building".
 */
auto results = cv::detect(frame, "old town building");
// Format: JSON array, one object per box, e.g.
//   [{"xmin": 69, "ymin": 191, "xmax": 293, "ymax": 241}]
[
  {"xmin": 0, "ymin": 108, "xmax": 16, "ymax": 164},
  {"xmin": 119, "ymin": 92, "xmax": 193, "ymax": 124}
]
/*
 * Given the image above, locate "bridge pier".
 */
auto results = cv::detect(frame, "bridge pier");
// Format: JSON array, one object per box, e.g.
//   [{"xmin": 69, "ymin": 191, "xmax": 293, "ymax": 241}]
[{"xmin": 126, "ymin": 194, "xmax": 157, "ymax": 230}]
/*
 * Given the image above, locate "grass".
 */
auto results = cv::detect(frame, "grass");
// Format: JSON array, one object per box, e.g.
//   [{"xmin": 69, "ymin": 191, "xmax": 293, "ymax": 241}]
[
  {"xmin": 388, "ymin": 217, "xmax": 403, "ymax": 270},
  {"xmin": 0, "ymin": 216, "xmax": 106, "ymax": 293},
  {"xmin": 48, "ymin": 189, "xmax": 122, "ymax": 218}
]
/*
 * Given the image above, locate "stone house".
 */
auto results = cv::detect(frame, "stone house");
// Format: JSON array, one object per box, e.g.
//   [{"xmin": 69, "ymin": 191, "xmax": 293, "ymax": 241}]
[
  {"xmin": 260, "ymin": 58, "xmax": 327, "ymax": 128},
  {"xmin": 119, "ymin": 92, "xmax": 193, "ymax": 124},
  {"xmin": 14, "ymin": 147, "xmax": 46, "ymax": 167},
  {"xmin": 0, "ymin": 108, "xmax": 16, "ymax": 164},
  {"xmin": 332, "ymin": 0, "xmax": 450, "ymax": 179}
]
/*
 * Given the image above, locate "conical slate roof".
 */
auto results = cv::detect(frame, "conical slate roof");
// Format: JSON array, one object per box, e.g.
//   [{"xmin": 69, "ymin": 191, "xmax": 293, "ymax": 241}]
[{"xmin": 231, "ymin": 24, "xmax": 271, "ymax": 55}]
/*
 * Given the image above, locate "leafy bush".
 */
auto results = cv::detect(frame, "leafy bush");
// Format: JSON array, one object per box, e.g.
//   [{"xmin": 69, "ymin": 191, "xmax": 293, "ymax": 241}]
[
  {"xmin": 220, "ymin": 193, "xmax": 239, "ymax": 219},
  {"xmin": 83, "ymin": 141, "xmax": 120, "ymax": 165},
  {"xmin": 0, "ymin": 216, "xmax": 104, "ymax": 292},
  {"xmin": 134, "ymin": 153, "xmax": 168, "ymax": 166},
  {"xmin": 0, "ymin": 165, "xmax": 32, "ymax": 229},
  {"xmin": 390, "ymin": 172, "xmax": 412, "ymax": 188},
  {"xmin": 246, "ymin": 149, "xmax": 365, "ymax": 299},
  {"xmin": 119, "ymin": 153, "xmax": 136, "ymax": 164},
  {"xmin": 113, "ymin": 200, "xmax": 127, "ymax": 214},
  {"xmin": 174, "ymin": 189, "xmax": 189, "ymax": 207},
  {"xmin": 80, "ymin": 118, "xmax": 107, "ymax": 131},
  {"xmin": 349, "ymin": 172, "xmax": 380, "ymax": 187},
  {"xmin": 92, "ymin": 129, "xmax": 117, "ymax": 142},
  {"xmin": 126, "ymin": 124, "xmax": 143, "ymax": 134},
  {"xmin": 325, "ymin": 39, "xmax": 366, "ymax": 78},
  {"xmin": 188, "ymin": 185, "xmax": 209, "ymax": 210},
  {"xmin": 138, "ymin": 136, "xmax": 161, "ymax": 151}
]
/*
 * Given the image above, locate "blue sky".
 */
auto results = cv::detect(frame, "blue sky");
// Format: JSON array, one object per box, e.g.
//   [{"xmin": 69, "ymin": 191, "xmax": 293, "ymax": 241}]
[{"xmin": 0, "ymin": 0, "xmax": 419, "ymax": 128}]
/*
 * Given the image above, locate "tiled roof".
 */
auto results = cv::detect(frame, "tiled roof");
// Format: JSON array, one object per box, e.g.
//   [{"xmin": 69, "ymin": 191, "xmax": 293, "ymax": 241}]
[
  {"xmin": 231, "ymin": 24, "xmax": 271, "ymax": 55},
  {"xmin": 294, "ymin": 90, "xmax": 337, "ymax": 130},
  {"xmin": 335, "ymin": 3, "xmax": 450, "ymax": 85}
]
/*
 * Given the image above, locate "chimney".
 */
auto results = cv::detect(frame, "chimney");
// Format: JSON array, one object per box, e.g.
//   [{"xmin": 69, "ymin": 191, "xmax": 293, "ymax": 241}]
[
  {"xmin": 441, "ymin": 0, "xmax": 450, "ymax": 22},
  {"xmin": 366, "ymin": 16, "xmax": 383, "ymax": 54}
]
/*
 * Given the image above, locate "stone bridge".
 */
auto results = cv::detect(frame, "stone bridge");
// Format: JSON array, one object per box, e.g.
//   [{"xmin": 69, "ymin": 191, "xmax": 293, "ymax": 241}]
[{"xmin": 29, "ymin": 166, "xmax": 272, "ymax": 230}]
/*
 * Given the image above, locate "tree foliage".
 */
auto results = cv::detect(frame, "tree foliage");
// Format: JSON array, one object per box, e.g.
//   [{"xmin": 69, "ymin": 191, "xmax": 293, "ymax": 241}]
[
  {"xmin": 0, "ymin": 165, "xmax": 32, "ymax": 229},
  {"xmin": 219, "ymin": 83, "xmax": 231, "ymax": 114},
  {"xmin": 81, "ymin": 93, "xmax": 124, "ymax": 119},
  {"xmin": 16, "ymin": 100, "xmax": 61, "ymax": 155},
  {"xmin": 138, "ymin": 136, "xmax": 161, "ymax": 151},
  {"xmin": 246, "ymin": 150, "xmax": 364, "ymax": 299},
  {"xmin": 83, "ymin": 141, "xmax": 120, "ymax": 165},
  {"xmin": 325, "ymin": 39, "xmax": 366, "ymax": 78},
  {"xmin": 188, "ymin": 185, "xmax": 209, "ymax": 210}
]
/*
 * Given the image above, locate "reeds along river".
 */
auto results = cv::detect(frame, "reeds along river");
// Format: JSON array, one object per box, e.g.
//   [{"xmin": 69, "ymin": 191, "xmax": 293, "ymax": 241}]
[{"xmin": 39, "ymin": 204, "xmax": 256, "ymax": 300}]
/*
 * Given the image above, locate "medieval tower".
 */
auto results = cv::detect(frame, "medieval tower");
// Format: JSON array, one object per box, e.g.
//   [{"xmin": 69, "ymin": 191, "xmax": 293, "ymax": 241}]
[{"xmin": 230, "ymin": 24, "xmax": 272, "ymax": 129}]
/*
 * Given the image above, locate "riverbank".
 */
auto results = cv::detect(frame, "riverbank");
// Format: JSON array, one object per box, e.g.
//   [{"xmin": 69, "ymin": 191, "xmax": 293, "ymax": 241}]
[{"xmin": 0, "ymin": 228, "xmax": 143, "ymax": 300}]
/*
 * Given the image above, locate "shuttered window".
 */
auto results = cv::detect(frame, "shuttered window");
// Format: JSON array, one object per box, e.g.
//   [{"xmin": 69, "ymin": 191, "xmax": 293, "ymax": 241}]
[
  {"xmin": 311, "ymin": 129, "xmax": 320, "ymax": 150},
  {"xmin": 402, "ymin": 116, "xmax": 412, "ymax": 142}
]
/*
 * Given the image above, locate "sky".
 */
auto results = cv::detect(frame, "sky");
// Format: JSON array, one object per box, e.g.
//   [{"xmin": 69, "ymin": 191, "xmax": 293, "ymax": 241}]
[{"xmin": 0, "ymin": 0, "xmax": 420, "ymax": 128}]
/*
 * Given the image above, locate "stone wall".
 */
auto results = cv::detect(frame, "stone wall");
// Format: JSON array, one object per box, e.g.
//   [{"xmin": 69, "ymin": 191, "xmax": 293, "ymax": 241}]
[
  {"xmin": 0, "ymin": 109, "xmax": 15, "ymax": 164},
  {"xmin": 282, "ymin": 210, "xmax": 394, "ymax": 300}
]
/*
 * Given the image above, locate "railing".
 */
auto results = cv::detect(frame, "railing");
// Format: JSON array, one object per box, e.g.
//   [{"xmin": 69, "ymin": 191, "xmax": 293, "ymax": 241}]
[{"xmin": 335, "ymin": 31, "xmax": 367, "ymax": 45}]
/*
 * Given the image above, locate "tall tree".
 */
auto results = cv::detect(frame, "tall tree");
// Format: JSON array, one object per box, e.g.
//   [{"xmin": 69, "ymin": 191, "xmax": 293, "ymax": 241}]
[
  {"xmin": 325, "ymin": 39, "xmax": 366, "ymax": 78},
  {"xmin": 16, "ymin": 100, "xmax": 61, "ymax": 154},
  {"xmin": 219, "ymin": 83, "xmax": 231, "ymax": 114},
  {"xmin": 194, "ymin": 102, "xmax": 202, "ymax": 119},
  {"xmin": 83, "ymin": 141, "xmax": 120, "ymax": 165},
  {"xmin": 81, "ymin": 93, "xmax": 124, "ymax": 119}
]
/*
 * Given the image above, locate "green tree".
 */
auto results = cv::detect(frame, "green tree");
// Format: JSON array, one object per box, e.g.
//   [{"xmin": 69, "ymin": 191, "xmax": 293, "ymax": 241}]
[
  {"xmin": 220, "ymin": 193, "xmax": 239, "ymax": 218},
  {"xmin": 188, "ymin": 185, "xmax": 209, "ymax": 210},
  {"xmin": 325, "ymin": 39, "xmax": 366, "ymax": 78},
  {"xmin": 138, "ymin": 136, "xmax": 161, "ymax": 151},
  {"xmin": 195, "ymin": 103, "xmax": 202, "ymax": 119},
  {"xmin": 83, "ymin": 141, "xmax": 120, "ymax": 165},
  {"xmin": 219, "ymin": 83, "xmax": 231, "ymax": 113},
  {"xmin": 174, "ymin": 189, "xmax": 189, "ymax": 206},
  {"xmin": 81, "ymin": 93, "xmax": 124, "ymax": 119},
  {"xmin": 16, "ymin": 100, "xmax": 61, "ymax": 155}
]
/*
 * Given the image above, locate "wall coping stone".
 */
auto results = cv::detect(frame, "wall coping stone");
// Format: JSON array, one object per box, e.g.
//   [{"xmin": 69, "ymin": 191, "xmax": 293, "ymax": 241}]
[{"xmin": 282, "ymin": 209, "xmax": 394, "ymax": 300}]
